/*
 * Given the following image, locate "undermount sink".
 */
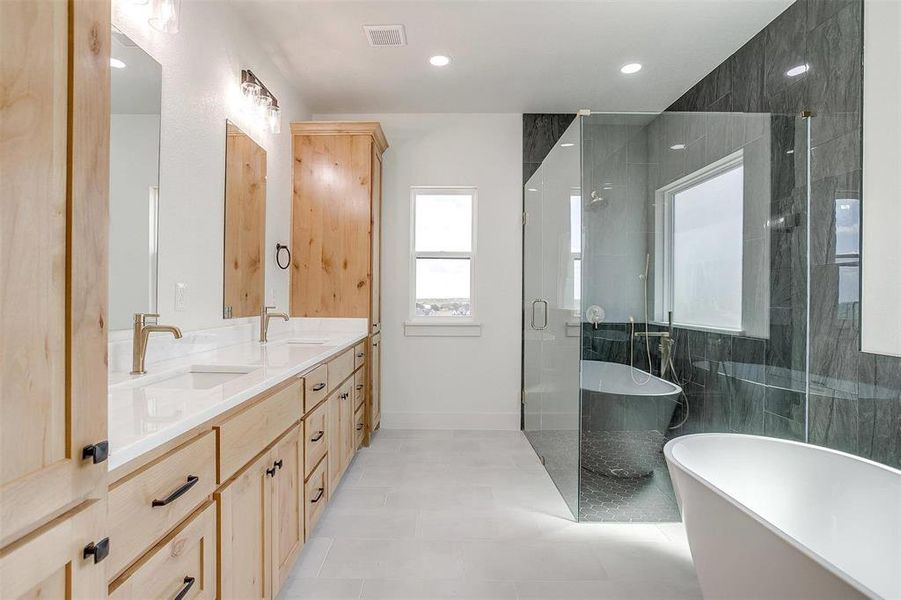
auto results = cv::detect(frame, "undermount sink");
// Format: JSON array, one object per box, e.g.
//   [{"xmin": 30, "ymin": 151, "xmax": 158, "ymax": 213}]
[{"xmin": 147, "ymin": 364, "xmax": 258, "ymax": 390}]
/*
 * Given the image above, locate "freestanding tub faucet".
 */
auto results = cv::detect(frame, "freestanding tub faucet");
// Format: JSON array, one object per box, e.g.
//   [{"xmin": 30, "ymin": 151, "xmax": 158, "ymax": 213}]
[
  {"xmin": 260, "ymin": 305, "xmax": 289, "ymax": 343},
  {"xmin": 633, "ymin": 311, "xmax": 675, "ymax": 378},
  {"xmin": 132, "ymin": 313, "xmax": 182, "ymax": 374}
]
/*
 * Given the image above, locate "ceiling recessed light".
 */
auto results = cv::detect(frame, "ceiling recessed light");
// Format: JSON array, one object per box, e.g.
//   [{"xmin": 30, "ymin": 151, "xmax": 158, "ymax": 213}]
[
  {"xmin": 560, "ymin": 143, "xmax": 575, "ymax": 147},
  {"xmin": 670, "ymin": 143, "xmax": 686, "ymax": 150},
  {"xmin": 786, "ymin": 63, "xmax": 809, "ymax": 77},
  {"xmin": 429, "ymin": 55, "xmax": 450, "ymax": 67},
  {"xmin": 110, "ymin": 58, "xmax": 126, "ymax": 69},
  {"xmin": 620, "ymin": 63, "xmax": 642, "ymax": 74}
]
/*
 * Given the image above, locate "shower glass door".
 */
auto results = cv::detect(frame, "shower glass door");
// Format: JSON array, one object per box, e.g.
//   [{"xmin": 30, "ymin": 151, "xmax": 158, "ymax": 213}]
[{"xmin": 523, "ymin": 118, "xmax": 582, "ymax": 518}]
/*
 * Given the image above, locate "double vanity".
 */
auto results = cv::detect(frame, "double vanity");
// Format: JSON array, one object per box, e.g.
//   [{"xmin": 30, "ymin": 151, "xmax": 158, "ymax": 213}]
[{"xmin": 106, "ymin": 323, "xmax": 372, "ymax": 598}]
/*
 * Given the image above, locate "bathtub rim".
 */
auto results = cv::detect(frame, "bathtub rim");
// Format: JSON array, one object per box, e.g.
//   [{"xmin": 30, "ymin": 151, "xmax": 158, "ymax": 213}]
[
  {"xmin": 580, "ymin": 360, "xmax": 683, "ymax": 397},
  {"xmin": 664, "ymin": 433, "xmax": 901, "ymax": 600}
]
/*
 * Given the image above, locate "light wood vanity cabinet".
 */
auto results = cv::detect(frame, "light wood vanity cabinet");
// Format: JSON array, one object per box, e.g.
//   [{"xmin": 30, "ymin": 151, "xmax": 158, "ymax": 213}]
[
  {"xmin": 1, "ymin": 1, "xmax": 111, "ymax": 597},
  {"xmin": 271, "ymin": 423, "xmax": 305, "ymax": 594},
  {"xmin": 371, "ymin": 334, "xmax": 382, "ymax": 429}
]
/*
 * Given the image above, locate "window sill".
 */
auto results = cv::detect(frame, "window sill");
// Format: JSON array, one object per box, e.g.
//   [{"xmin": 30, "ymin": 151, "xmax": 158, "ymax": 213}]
[{"xmin": 403, "ymin": 320, "xmax": 482, "ymax": 337}]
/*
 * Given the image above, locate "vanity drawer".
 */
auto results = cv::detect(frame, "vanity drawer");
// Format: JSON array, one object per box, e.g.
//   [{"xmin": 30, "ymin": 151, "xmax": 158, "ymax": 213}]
[
  {"xmin": 353, "ymin": 404, "xmax": 365, "ymax": 450},
  {"xmin": 217, "ymin": 379, "xmax": 303, "ymax": 482},
  {"xmin": 304, "ymin": 457, "xmax": 328, "ymax": 535},
  {"xmin": 327, "ymin": 349, "xmax": 354, "ymax": 389},
  {"xmin": 304, "ymin": 364, "xmax": 328, "ymax": 413},
  {"xmin": 109, "ymin": 501, "xmax": 217, "ymax": 600},
  {"xmin": 353, "ymin": 369, "xmax": 365, "ymax": 411},
  {"xmin": 108, "ymin": 431, "xmax": 216, "ymax": 580},
  {"xmin": 353, "ymin": 342, "xmax": 366, "ymax": 369},
  {"xmin": 304, "ymin": 401, "xmax": 328, "ymax": 479}
]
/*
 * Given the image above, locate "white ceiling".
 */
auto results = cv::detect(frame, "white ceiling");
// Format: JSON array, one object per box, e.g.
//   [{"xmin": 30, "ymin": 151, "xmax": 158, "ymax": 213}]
[
  {"xmin": 111, "ymin": 32, "xmax": 162, "ymax": 114},
  {"xmin": 233, "ymin": 0, "xmax": 794, "ymax": 114}
]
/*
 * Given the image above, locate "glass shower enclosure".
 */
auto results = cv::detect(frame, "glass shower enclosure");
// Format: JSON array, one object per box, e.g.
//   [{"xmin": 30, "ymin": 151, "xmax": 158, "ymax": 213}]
[{"xmin": 524, "ymin": 111, "xmax": 811, "ymax": 522}]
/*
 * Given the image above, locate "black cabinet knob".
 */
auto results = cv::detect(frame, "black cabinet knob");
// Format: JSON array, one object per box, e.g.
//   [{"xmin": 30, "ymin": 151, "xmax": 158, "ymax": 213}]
[
  {"xmin": 266, "ymin": 466, "xmax": 277, "ymax": 477},
  {"xmin": 83, "ymin": 537, "xmax": 110, "ymax": 564},
  {"xmin": 82, "ymin": 441, "xmax": 109, "ymax": 464},
  {"xmin": 274, "ymin": 459, "xmax": 283, "ymax": 470}
]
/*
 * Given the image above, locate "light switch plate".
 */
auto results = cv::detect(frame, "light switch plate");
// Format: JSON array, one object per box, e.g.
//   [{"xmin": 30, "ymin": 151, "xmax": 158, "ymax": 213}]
[{"xmin": 175, "ymin": 283, "xmax": 188, "ymax": 311}]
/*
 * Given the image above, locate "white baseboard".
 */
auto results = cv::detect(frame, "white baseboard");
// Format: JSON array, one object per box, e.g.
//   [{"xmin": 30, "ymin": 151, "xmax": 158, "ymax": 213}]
[{"xmin": 381, "ymin": 411, "xmax": 520, "ymax": 430}]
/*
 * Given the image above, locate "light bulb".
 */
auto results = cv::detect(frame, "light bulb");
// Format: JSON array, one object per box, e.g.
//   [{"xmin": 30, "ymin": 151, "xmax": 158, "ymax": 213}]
[{"xmin": 149, "ymin": 0, "xmax": 181, "ymax": 33}]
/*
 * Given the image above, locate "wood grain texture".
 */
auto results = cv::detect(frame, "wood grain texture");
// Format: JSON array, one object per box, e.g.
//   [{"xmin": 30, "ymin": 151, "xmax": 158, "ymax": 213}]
[
  {"xmin": 224, "ymin": 122, "xmax": 266, "ymax": 319},
  {"xmin": 303, "ymin": 455, "xmax": 328, "ymax": 536},
  {"xmin": 304, "ymin": 400, "xmax": 328, "ymax": 480},
  {"xmin": 216, "ymin": 378, "xmax": 302, "ymax": 483},
  {"xmin": 0, "ymin": 499, "xmax": 107, "ymax": 599},
  {"xmin": 216, "ymin": 451, "xmax": 271, "ymax": 600},
  {"xmin": 370, "ymin": 148, "xmax": 382, "ymax": 333},
  {"xmin": 0, "ymin": 0, "xmax": 109, "ymax": 546},
  {"xmin": 270, "ymin": 423, "xmax": 304, "ymax": 596},
  {"xmin": 109, "ymin": 501, "xmax": 217, "ymax": 600},
  {"xmin": 107, "ymin": 431, "xmax": 216, "ymax": 580},
  {"xmin": 290, "ymin": 133, "xmax": 373, "ymax": 317},
  {"xmin": 290, "ymin": 121, "xmax": 388, "ymax": 155}
]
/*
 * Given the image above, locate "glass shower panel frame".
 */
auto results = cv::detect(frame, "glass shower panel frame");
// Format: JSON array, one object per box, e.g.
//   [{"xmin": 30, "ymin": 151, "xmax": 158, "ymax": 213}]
[{"xmin": 522, "ymin": 118, "xmax": 583, "ymax": 519}]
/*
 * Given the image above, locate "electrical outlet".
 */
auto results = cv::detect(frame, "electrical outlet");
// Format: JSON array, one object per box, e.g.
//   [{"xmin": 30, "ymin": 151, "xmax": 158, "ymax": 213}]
[{"xmin": 175, "ymin": 283, "xmax": 188, "ymax": 311}]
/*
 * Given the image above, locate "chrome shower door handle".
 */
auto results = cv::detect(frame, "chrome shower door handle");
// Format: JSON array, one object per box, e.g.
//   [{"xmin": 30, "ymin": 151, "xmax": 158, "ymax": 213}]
[{"xmin": 531, "ymin": 299, "xmax": 549, "ymax": 330}]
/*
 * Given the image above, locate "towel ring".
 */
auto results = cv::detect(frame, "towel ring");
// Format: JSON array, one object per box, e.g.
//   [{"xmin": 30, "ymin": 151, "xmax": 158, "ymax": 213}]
[{"xmin": 275, "ymin": 243, "xmax": 291, "ymax": 270}]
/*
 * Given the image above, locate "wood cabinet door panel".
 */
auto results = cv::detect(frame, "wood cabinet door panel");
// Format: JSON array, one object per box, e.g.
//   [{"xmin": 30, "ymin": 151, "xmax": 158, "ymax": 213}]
[
  {"xmin": 370, "ymin": 148, "xmax": 382, "ymax": 333},
  {"xmin": 216, "ymin": 451, "xmax": 271, "ymax": 600},
  {"xmin": 0, "ymin": 0, "xmax": 109, "ymax": 545},
  {"xmin": 270, "ymin": 424, "xmax": 304, "ymax": 596},
  {"xmin": 291, "ymin": 135, "xmax": 372, "ymax": 317},
  {"xmin": 0, "ymin": 500, "xmax": 107, "ymax": 599},
  {"xmin": 370, "ymin": 335, "xmax": 381, "ymax": 429}
]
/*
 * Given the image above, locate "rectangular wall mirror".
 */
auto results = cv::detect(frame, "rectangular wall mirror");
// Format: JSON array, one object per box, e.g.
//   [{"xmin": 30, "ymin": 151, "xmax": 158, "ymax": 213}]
[
  {"xmin": 223, "ymin": 121, "xmax": 267, "ymax": 319},
  {"xmin": 108, "ymin": 28, "xmax": 162, "ymax": 331}
]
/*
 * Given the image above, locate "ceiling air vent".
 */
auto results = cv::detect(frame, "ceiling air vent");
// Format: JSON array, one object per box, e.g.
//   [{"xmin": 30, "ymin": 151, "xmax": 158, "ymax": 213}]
[{"xmin": 363, "ymin": 24, "xmax": 407, "ymax": 47}]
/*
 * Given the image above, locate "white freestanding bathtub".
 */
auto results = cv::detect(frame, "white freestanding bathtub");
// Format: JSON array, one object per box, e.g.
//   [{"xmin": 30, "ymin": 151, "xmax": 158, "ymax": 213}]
[{"xmin": 665, "ymin": 434, "xmax": 901, "ymax": 600}]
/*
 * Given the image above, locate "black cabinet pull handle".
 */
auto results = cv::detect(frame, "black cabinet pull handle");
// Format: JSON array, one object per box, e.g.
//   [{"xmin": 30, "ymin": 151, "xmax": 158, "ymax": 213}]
[
  {"xmin": 152, "ymin": 475, "xmax": 199, "ymax": 507},
  {"xmin": 356, "ymin": 352, "xmax": 364, "ymax": 358},
  {"xmin": 355, "ymin": 384, "xmax": 364, "ymax": 391},
  {"xmin": 82, "ymin": 440, "xmax": 109, "ymax": 464},
  {"xmin": 310, "ymin": 487, "xmax": 324, "ymax": 503},
  {"xmin": 311, "ymin": 431, "xmax": 324, "ymax": 442},
  {"xmin": 266, "ymin": 466, "xmax": 277, "ymax": 477},
  {"xmin": 174, "ymin": 576, "xmax": 196, "ymax": 600},
  {"xmin": 312, "ymin": 382, "xmax": 326, "ymax": 391},
  {"xmin": 274, "ymin": 459, "xmax": 283, "ymax": 470},
  {"xmin": 83, "ymin": 537, "xmax": 110, "ymax": 564},
  {"xmin": 356, "ymin": 423, "xmax": 364, "ymax": 431}
]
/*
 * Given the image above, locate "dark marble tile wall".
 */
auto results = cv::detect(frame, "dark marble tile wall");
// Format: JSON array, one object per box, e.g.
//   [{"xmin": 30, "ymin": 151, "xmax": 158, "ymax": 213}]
[
  {"xmin": 661, "ymin": 0, "xmax": 900, "ymax": 466},
  {"xmin": 522, "ymin": 114, "xmax": 577, "ymax": 184}
]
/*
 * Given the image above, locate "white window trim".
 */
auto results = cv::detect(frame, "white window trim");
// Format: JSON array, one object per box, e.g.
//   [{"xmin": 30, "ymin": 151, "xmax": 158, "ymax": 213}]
[
  {"xmin": 655, "ymin": 149, "xmax": 745, "ymax": 334},
  {"xmin": 406, "ymin": 186, "xmax": 479, "ymax": 336}
]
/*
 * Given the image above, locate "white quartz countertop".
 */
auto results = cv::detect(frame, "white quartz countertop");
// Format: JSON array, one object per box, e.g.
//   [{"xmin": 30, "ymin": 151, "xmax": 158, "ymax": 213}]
[{"xmin": 107, "ymin": 330, "xmax": 367, "ymax": 471}]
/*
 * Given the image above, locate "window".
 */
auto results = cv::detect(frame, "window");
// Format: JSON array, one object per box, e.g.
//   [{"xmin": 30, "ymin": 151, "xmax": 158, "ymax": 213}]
[
  {"xmin": 656, "ymin": 151, "xmax": 744, "ymax": 332},
  {"xmin": 410, "ymin": 187, "xmax": 476, "ymax": 320}
]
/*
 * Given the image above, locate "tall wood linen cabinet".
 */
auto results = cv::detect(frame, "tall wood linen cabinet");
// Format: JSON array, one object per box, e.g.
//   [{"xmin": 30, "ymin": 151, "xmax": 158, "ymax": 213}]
[
  {"xmin": 0, "ymin": 0, "xmax": 111, "ymax": 597},
  {"xmin": 290, "ymin": 122, "xmax": 386, "ymax": 436}
]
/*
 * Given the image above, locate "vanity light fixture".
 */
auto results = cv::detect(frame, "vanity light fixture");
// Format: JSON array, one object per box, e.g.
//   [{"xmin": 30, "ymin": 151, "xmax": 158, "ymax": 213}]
[
  {"xmin": 786, "ymin": 63, "xmax": 809, "ymax": 77},
  {"xmin": 241, "ymin": 69, "xmax": 281, "ymax": 134},
  {"xmin": 620, "ymin": 62, "xmax": 642, "ymax": 74},
  {"xmin": 110, "ymin": 58, "xmax": 126, "ymax": 69},
  {"xmin": 148, "ymin": 0, "xmax": 181, "ymax": 34}
]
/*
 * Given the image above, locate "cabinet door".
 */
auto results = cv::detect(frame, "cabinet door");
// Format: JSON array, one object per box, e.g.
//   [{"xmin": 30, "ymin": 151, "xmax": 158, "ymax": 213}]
[
  {"xmin": 291, "ymin": 134, "xmax": 372, "ymax": 317},
  {"xmin": 370, "ymin": 147, "xmax": 382, "ymax": 334},
  {"xmin": 340, "ymin": 380, "xmax": 355, "ymax": 473},
  {"xmin": 370, "ymin": 334, "xmax": 381, "ymax": 430},
  {"xmin": 0, "ymin": 0, "xmax": 110, "ymax": 545},
  {"xmin": 270, "ymin": 424, "xmax": 304, "ymax": 597},
  {"xmin": 216, "ymin": 451, "xmax": 272, "ymax": 600},
  {"xmin": 326, "ymin": 393, "xmax": 341, "ymax": 491},
  {"xmin": 0, "ymin": 500, "xmax": 107, "ymax": 599}
]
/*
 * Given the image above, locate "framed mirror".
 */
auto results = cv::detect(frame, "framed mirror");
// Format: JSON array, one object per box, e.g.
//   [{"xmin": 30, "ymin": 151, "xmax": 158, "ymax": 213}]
[
  {"xmin": 108, "ymin": 28, "xmax": 162, "ymax": 331},
  {"xmin": 223, "ymin": 121, "xmax": 267, "ymax": 319}
]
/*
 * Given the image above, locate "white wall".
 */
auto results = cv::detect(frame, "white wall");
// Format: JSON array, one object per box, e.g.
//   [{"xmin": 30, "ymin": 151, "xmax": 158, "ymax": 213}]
[
  {"xmin": 315, "ymin": 113, "xmax": 524, "ymax": 430},
  {"xmin": 112, "ymin": 0, "xmax": 310, "ymax": 332},
  {"xmin": 862, "ymin": 0, "xmax": 901, "ymax": 356}
]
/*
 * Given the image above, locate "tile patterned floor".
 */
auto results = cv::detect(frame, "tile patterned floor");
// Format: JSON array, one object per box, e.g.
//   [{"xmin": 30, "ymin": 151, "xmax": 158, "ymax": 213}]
[{"xmin": 279, "ymin": 429, "xmax": 701, "ymax": 599}]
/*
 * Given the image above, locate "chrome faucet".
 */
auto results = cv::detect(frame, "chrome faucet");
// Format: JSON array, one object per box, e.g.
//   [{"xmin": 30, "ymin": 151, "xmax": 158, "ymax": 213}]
[
  {"xmin": 260, "ymin": 305, "xmax": 289, "ymax": 343},
  {"xmin": 633, "ymin": 311, "xmax": 676, "ymax": 378},
  {"xmin": 132, "ymin": 313, "xmax": 182, "ymax": 374}
]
